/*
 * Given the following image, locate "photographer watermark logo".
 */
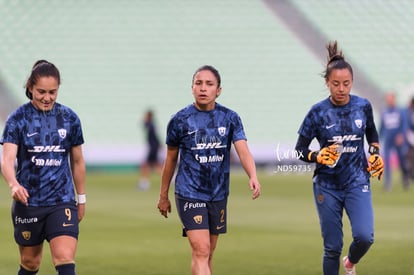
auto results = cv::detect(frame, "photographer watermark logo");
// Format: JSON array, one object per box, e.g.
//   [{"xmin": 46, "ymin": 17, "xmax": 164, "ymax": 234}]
[{"xmin": 273, "ymin": 143, "xmax": 313, "ymax": 174}]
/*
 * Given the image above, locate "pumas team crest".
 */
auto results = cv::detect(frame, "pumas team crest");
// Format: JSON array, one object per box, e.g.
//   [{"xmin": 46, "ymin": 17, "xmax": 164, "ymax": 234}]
[
  {"xmin": 354, "ymin": 119, "xmax": 362, "ymax": 128},
  {"xmin": 58, "ymin": 128, "xmax": 67, "ymax": 139},
  {"xmin": 218, "ymin": 127, "xmax": 226, "ymax": 136},
  {"xmin": 22, "ymin": 231, "xmax": 31, "ymax": 241},
  {"xmin": 193, "ymin": 215, "xmax": 203, "ymax": 224}
]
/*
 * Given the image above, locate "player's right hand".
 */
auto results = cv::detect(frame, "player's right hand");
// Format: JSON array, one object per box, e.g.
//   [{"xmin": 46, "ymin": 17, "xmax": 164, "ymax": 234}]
[
  {"xmin": 10, "ymin": 183, "xmax": 29, "ymax": 206},
  {"xmin": 157, "ymin": 196, "xmax": 171, "ymax": 218},
  {"xmin": 309, "ymin": 144, "xmax": 340, "ymax": 166}
]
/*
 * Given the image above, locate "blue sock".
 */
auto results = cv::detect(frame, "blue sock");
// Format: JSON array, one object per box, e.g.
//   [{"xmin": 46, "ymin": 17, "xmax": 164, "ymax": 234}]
[
  {"xmin": 55, "ymin": 263, "xmax": 75, "ymax": 275},
  {"xmin": 18, "ymin": 265, "xmax": 38, "ymax": 275}
]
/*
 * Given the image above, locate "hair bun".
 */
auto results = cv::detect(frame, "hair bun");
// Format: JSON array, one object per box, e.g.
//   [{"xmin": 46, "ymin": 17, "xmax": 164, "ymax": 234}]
[{"xmin": 328, "ymin": 54, "xmax": 344, "ymax": 64}]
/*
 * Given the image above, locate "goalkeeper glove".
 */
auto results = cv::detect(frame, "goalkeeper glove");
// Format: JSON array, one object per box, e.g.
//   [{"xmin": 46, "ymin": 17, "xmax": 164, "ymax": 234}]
[
  {"xmin": 367, "ymin": 144, "xmax": 384, "ymax": 180},
  {"xmin": 308, "ymin": 144, "xmax": 341, "ymax": 166}
]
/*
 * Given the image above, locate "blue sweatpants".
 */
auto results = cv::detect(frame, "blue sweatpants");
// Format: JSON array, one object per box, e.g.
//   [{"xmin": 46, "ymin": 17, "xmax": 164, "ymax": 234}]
[
  {"xmin": 313, "ymin": 183, "xmax": 374, "ymax": 275},
  {"xmin": 383, "ymin": 140, "xmax": 409, "ymax": 190}
]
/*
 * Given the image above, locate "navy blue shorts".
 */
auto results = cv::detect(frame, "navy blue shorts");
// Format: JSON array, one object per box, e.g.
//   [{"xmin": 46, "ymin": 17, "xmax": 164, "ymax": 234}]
[
  {"xmin": 175, "ymin": 196, "xmax": 227, "ymax": 237},
  {"xmin": 12, "ymin": 201, "xmax": 79, "ymax": 246},
  {"xmin": 146, "ymin": 145, "xmax": 159, "ymax": 164}
]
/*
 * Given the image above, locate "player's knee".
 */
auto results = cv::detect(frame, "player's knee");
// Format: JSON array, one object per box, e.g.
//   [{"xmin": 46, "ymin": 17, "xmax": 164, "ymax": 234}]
[
  {"xmin": 324, "ymin": 248, "xmax": 341, "ymax": 259},
  {"xmin": 354, "ymin": 233, "xmax": 374, "ymax": 249},
  {"xmin": 192, "ymin": 243, "xmax": 211, "ymax": 259},
  {"xmin": 323, "ymin": 239, "xmax": 343, "ymax": 259},
  {"xmin": 20, "ymin": 257, "xmax": 41, "ymax": 273}
]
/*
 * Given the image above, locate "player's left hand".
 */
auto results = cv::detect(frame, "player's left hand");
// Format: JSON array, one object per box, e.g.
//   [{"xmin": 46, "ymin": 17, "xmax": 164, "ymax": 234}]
[
  {"xmin": 249, "ymin": 178, "xmax": 261, "ymax": 200},
  {"xmin": 367, "ymin": 154, "xmax": 384, "ymax": 180},
  {"xmin": 77, "ymin": 204, "xmax": 86, "ymax": 222}
]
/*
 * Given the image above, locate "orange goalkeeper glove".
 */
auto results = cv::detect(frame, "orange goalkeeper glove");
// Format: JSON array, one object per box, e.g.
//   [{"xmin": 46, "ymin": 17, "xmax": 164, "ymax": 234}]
[
  {"xmin": 308, "ymin": 144, "xmax": 341, "ymax": 166},
  {"xmin": 367, "ymin": 144, "xmax": 384, "ymax": 180}
]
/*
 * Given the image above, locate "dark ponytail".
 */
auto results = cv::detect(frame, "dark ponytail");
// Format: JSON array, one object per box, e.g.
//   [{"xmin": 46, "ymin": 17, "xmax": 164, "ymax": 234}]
[
  {"xmin": 25, "ymin": 60, "xmax": 61, "ymax": 99},
  {"xmin": 323, "ymin": 41, "xmax": 353, "ymax": 81}
]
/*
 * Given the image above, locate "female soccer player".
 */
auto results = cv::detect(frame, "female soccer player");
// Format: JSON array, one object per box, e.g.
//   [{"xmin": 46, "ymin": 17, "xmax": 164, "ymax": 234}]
[
  {"xmin": 137, "ymin": 109, "xmax": 162, "ymax": 190},
  {"xmin": 379, "ymin": 92, "xmax": 410, "ymax": 191},
  {"xmin": 0, "ymin": 60, "xmax": 86, "ymax": 275},
  {"xmin": 157, "ymin": 65, "xmax": 261, "ymax": 275},
  {"xmin": 295, "ymin": 41, "xmax": 383, "ymax": 275}
]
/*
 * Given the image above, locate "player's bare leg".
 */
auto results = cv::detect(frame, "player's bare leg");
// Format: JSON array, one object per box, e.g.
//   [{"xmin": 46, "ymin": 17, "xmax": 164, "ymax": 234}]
[
  {"xmin": 18, "ymin": 244, "xmax": 43, "ymax": 274},
  {"xmin": 187, "ymin": 229, "xmax": 212, "ymax": 275},
  {"xmin": 50, "ymin": 236, "xmax": 77, "ymax": 274},
  {"xmin": 138, "ymin": 162, "xmax": 151, "ymax": 190},
  {"xmin": 208, "ymin": 234, "xmax": 219, "ymax": 273}
]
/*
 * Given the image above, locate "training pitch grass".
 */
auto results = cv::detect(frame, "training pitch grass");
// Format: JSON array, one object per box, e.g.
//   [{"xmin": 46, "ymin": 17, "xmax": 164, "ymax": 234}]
[{"xmin": 0, "ymin": 168, "xmax": 413, "ymax": 274}]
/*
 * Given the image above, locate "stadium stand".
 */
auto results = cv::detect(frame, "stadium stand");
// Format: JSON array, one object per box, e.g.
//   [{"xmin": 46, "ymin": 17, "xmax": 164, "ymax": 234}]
[{"xmin": 0, "ymin": 0, "xmax": 413, "ymax": 165}]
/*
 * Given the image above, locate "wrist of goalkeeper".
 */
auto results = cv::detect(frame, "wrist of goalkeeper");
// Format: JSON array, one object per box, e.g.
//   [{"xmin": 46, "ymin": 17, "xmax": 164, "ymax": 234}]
[{"xmin": 367, "ymin": 144, "xmax": 384, "ymax": 180}]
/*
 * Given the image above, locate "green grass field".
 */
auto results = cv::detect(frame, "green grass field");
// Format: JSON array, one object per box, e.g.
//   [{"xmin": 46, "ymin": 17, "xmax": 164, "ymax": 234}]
[{"xmin": 0, "ymin": 169, "xmax": 413, "ymax": 274}]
